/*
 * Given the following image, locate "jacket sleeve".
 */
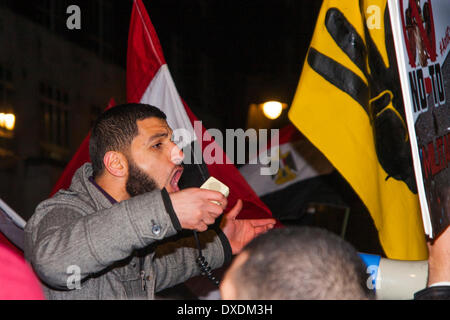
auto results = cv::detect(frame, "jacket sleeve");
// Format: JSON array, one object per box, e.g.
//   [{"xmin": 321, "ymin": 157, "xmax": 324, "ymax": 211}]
[
  {"xmin": 153, "ymin": 228, "xmax": 232, "ymax": 293},
  {"xmin": 414, "ymin": 285, "xmax": 450, "ymax": 300},
  {"xmin": 24, "ymin": 191, "xmax": 177, "ymax": 290}
]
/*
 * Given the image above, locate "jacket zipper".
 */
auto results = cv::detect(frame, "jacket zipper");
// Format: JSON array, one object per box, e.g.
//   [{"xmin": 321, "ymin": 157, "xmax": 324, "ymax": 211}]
[{"xmin": 139, "ymin": 256, "xmax": 146, "ymax": 292}]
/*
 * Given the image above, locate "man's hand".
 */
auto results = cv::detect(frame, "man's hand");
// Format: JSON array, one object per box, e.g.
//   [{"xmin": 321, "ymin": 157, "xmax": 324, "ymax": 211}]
[
  {"xmin": 427, "ymin": 225, "xmax": 450, "ymax": 286},
  {"xmin": 220, "ymin": 199, "xmax": 276, "ymax": 255},
  {"xmin": 169, "ymin": 188, "xmax": 227, "ymax": 232}
]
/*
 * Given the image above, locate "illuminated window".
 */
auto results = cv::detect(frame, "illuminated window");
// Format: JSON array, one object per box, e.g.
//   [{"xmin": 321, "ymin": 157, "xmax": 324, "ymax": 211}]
[{"xmin": 0, "ymin": 64, "xmax": 15, "ymax": 137}]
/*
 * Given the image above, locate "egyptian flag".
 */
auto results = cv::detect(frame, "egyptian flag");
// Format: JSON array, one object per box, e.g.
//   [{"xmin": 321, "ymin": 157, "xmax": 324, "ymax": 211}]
[
  {"xmin": 50, "ymin": 98, "xmax": 116, "ymax": 196},
  {"xmin": 239, "ymin": 124, "xmax": 347, "ymax": 222},
  {"xmin": 126, "ymin": 0, "xmax": 276, "ymax": 223},
  {"xmin": 288, "ymin": 0, "xmax": 427, "ymax": 259},
  {"xmin": 239, "ymin": 124, "xmax": 335, "ymax": 198}
]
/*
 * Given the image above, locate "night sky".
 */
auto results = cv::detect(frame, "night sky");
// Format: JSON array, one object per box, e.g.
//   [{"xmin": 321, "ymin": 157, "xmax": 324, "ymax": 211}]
[
  {"xmin": 110, "ymin": 0, "xmax": 323, "ymax": 130},
  {"xmin": 154, "ymin": 0, "xmax": 321, "ymax": 124}
]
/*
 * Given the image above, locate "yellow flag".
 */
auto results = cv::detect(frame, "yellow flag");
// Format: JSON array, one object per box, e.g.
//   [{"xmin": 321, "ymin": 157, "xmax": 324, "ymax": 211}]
[{"xmin": 288, "ymin": 0, "xmax": 427, "ymax": 260}]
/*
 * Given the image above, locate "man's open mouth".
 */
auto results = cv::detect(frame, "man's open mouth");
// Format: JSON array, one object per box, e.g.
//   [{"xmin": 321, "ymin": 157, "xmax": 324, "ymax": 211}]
[{"xmin": 168, "ymin": 166, "xmax": 183, "ymax": 192}]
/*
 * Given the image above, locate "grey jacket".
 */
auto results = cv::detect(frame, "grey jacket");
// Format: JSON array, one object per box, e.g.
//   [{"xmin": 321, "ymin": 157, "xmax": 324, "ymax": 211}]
[{"xmin": 24, "ymin": 163, "xmax": 231, "ymax": 300}]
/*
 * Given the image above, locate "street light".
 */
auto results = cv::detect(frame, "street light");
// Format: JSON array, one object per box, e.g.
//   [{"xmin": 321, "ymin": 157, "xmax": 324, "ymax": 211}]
[
  {"xmin": 0, "ymin": 113, "xmax": 15, "ymax": 130},
  {"xmin": 4, "ymin": 113, "xmax": 15, "ymax": 130},
  {"xmin": 262, "ymin": 101, "xmax": 283, "ymax": 120}
]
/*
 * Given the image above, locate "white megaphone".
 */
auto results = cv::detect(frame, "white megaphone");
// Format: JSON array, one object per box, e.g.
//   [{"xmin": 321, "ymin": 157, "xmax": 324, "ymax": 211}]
[{"xmin": 358, "ymin": 253, "xmax": 428, "ymax": 300}]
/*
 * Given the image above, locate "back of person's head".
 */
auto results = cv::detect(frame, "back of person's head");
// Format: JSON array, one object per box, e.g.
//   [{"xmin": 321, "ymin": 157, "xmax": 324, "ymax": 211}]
[
  {"xmin": 222, "ymin": 226, "xmax": 372, "ymax": 300},
  {"xmin": 89, "ymin": 103, "xmax": 166, "ymax": 177}
]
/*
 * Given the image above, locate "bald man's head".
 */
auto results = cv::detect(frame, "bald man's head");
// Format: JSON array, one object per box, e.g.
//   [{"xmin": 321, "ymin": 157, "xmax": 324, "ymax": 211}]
[{"xmin": 220, "ymin": 227, "xmax": 373, "ymax": 300}]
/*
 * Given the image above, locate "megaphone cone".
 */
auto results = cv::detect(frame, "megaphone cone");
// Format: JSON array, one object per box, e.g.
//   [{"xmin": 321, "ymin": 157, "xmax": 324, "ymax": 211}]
[{"xmin": 359, "ymin": 253, "xmax": 428, "ymax": 299}]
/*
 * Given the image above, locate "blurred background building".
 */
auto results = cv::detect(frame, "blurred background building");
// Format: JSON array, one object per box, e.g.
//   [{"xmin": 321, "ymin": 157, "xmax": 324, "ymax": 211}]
[{"xmin": 0, "ymin": 0, "xmax": 126, "ymax": 219}]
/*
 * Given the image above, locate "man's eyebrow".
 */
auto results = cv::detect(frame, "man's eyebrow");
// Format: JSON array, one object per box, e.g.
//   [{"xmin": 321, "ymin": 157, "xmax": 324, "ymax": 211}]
[{"xmin": 146, "ymin": 132, "xmax": 168, "ymax": 145}]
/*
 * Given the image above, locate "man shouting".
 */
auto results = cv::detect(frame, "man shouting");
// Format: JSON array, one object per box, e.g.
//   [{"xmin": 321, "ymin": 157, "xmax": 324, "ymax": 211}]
[{"xmin": 24, "ymin": 103, "xmax": 275, "ymax": 300}]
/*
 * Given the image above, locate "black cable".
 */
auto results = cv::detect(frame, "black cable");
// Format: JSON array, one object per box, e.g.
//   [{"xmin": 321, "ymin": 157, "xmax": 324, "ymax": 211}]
[{"xmin": 193, "ymin": 230, "xmax": 219, "ymax": 286}]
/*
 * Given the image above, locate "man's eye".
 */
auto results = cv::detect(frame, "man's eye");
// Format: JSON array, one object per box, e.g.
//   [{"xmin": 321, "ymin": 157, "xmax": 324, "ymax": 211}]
[{"xmin": 152, "ymin": 143, "xmax": 163, "ymax": 149}]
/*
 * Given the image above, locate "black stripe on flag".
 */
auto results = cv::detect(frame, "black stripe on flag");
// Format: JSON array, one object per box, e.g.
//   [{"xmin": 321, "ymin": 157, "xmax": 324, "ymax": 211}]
[{"xmin": 307, "ymin": 47, "xmax": 369, "ymax": 115}]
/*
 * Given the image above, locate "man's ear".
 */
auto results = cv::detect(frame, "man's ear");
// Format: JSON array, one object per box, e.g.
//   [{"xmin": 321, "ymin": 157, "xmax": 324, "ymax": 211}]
[{"xmin": 103, "ymin": 151, "xmax": 128, "ymax": 177}]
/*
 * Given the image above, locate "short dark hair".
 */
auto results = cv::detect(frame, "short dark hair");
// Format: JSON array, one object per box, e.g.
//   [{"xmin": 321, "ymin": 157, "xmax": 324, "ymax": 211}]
[
  {"xmin": 232, "ymin": 226, "xmax": 373, "ymax": 300},
  {"xmin": 89, "ymin": 103, "xmax": 167, "ymax": 177}
]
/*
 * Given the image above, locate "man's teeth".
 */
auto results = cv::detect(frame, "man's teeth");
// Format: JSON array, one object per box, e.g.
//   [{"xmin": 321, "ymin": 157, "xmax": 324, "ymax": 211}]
[{"xmin": 171, "ymin": 170, "xmax": 180, "ymax": 187}]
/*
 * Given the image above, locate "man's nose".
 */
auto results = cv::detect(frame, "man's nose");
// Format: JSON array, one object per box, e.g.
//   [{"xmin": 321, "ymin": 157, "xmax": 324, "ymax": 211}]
[{"xmin": 170, "ymin": 142, "xmax": 184, "ymax": 165}]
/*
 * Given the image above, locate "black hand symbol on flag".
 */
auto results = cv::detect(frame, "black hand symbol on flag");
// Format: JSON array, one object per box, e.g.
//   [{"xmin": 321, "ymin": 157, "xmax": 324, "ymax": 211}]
[{"xmin": 307, "ymin": 6, "xmax": 417, "ymax": 193}]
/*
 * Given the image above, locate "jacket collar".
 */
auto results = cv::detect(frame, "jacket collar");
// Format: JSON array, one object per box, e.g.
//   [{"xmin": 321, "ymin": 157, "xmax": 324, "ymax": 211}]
[
  {"xmin": 88, "ymin": 176, "xmax": 117, "ymax": 205},
  {"xmin": 70, "ymin": 163, "xmax": 117, "ymax": 211}
]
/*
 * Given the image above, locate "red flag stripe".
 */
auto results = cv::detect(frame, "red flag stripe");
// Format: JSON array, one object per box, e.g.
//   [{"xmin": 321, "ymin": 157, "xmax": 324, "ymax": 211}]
[
  {"xmin": 183, "ymin": 101, "xmax": 275, "ymax": 222},
  {"xmin": 127, "ymin": 0, "xmax": 166, "ymax": 103}
]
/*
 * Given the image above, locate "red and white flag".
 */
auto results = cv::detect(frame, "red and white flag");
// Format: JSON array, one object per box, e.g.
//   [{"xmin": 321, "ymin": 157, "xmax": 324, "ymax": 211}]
[{"xmin": 127, "ymin": 0, "xmax": 277, "ymax": 223}]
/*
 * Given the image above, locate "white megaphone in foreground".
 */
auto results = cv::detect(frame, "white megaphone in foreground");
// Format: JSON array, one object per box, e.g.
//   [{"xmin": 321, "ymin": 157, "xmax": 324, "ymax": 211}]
[{"xmin": 358, "ymin": 253, "xmax": 428, "ymax": 300}]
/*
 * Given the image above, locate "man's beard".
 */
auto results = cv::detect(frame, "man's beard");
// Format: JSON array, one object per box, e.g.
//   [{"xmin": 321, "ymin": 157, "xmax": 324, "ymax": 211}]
[{"xmin": 125, "ymin": 157, "xmax": 158, "ymax": 197}]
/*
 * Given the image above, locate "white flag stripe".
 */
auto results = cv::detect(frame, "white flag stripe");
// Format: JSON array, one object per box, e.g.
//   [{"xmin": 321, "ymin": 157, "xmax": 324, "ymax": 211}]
[
  {"xmin": 0, "ymin": 198, "xmax": 26, "ymax": 229},
  {"xmin": 140, "ymin": 64, "xmax": 197, "ymax": 143}
]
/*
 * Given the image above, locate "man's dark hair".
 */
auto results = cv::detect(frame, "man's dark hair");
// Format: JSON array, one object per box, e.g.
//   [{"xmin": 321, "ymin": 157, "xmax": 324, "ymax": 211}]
[
  {"xmin": 89, "ymin": 103, "xmax": 167, "ymax": 177},
  {"xmin": 232, "ymin": 226, "xmax": 373, "ymax": 300}
]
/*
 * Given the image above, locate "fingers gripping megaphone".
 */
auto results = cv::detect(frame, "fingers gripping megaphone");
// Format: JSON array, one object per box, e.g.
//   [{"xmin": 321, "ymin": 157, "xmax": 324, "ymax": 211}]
[{"xmin": 359, "ymin": 253, "xmax": 428, "ymax": 300}]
